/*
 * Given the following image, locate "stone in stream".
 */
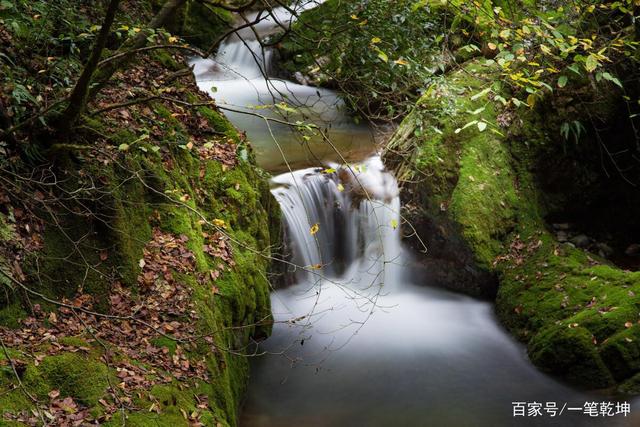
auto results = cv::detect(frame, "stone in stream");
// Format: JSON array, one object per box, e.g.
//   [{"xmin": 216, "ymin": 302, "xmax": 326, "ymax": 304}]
[
  {"xmin": 596, "ymin": 242, "xmax": 614, "ymax": 258},
  {"xmin": 570, "ymin": 234, "xmax": 590, "ymax": 248},
  {"xmin": 625, "ymin": 243, "xmax": 640, "ymax": 256}
]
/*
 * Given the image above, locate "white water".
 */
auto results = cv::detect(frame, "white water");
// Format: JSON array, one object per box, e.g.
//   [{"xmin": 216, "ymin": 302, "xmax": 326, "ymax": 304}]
[
  {"xmin": 191, "ymin": 5, "xmax": 640, "ymax": 427},
  {"xmin": 190, "ymin": 1, "xmax": 373, "ymax": 172},
  {"xmin": 271, "ymin": 156, "xmax": 401, "ymax": 282}
]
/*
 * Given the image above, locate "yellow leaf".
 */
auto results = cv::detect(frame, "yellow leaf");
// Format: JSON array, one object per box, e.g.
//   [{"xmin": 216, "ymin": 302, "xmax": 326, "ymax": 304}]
[
  {"xmin": 322, "ymin": 168, "xmax": 336, "ymax": 174},
  {"xmin": 390, "ymin": 219, "xmax": 398, "ymax": 230},
  {"xmin": 394, "ymin": 58, "xmax": 409, "ymax": 66},
  {"xmin": 213, "ymin": 218, "xmax": 226, "ymax": 228},
  {"xmin": 527, "ymin": 94, "xmax": 537, "ymax": 108},
  {"xmin": 487, "ymin": 42, "xmax": 497, "ymax": 51},
  {"xmin": 371, "ymin": 37, "xmax": 381, "ymax": 44},
  {"xmin": 337, "ymin": 183, "xmax": 345, "ymax": 192},
  {"xmin": 310, "ymin": 223, "xmax": 319, "ymax": 235},
  {"xmin": 168, "ymin": 36, "xmax": 179, "ymax": 43}
]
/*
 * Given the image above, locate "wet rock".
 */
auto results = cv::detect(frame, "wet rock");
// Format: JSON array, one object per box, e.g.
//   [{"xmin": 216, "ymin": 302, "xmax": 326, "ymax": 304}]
[
  {"xmin": 570, "ymin": 234, "xmax": 590, "ymax": 248},
  {"xmin": 625, "ymin": 244, "xmax": 640, "ymax": 256},
  {"xmin": 556, "ymin": 231, "xmax": 568, "ymax": 243},
  {"xmin": 552, "ymin": 223, "xmax": 570, "ymax": 231},
  {"xmin": 596, "ymin": 243, "xmax": 614, "ymax": 258},
  {"xmin": 293, "ymin": 71, "xmax": 309, "ymax": 86}
]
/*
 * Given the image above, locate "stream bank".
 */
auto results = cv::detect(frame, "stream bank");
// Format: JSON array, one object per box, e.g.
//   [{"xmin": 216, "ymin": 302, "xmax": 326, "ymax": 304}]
[
  {"xmin": 0, "ymin": 1, "xmax": 279, "ymax": 425},
  {"xmin": 383, "ymin": 59, "xmax": 640, "ymax": 390}
]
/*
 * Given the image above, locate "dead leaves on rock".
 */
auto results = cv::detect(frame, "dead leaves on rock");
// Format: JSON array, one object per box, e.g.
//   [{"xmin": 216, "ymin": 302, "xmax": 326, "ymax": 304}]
[{"xmin": 1, "ymin": 228, "xmax": 235, "ymax": 424}]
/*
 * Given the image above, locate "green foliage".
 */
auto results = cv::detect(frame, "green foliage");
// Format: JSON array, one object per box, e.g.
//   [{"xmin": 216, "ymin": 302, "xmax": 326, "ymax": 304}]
[
  {"xmin": 440, "ymin": 0, "xmax": 637, "ymax": 109},
  {"xmin": 281, "ymin": 0, "xmax": 445, "ymax": 119}
]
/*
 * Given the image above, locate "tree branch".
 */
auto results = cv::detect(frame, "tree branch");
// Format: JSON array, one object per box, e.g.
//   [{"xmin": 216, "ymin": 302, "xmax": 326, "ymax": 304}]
[{"xmin": 58, "ymin": 0, "xmax": 122, "ymax": 133}]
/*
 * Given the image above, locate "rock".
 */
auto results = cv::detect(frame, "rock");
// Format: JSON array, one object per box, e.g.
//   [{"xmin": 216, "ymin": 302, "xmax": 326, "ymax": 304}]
[
  {"xmin": 552, "ymin": 223, "xmax": 571, "ymax": 230},
  {"xmin": 529, "ymin": 325, "xmax": 614, "ymax": 388},
  {"xmin": 625, "ymin": 244, "xmax": 640, "ymax": 256},
  {"xmin": 293, "ymin": 71, "xmax": 309, "ymax": 86},
  {"xmin": 570, "ymin": 234, "xmax": 590, "ymax": 248},
  {"xmin": 596, "ymin": 242, "xmax": 614, "ymax": 258},
  {"xmin": 556, "ymin": 231, "xmax": 568, "ymax": 243}
]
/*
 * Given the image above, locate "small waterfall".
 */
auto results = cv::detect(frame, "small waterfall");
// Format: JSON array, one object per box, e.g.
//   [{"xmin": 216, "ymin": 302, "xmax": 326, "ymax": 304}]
[
  {"xmin": 190, "ymin": 0, "xmax": 374, "ymax": 172},
  {"xmin": 196, "ymin": 1, "xmax": 322, "ymax": 81},
  {"xmin": 271, "ymin": 156, "xmax": 402, "ymax": 288}
]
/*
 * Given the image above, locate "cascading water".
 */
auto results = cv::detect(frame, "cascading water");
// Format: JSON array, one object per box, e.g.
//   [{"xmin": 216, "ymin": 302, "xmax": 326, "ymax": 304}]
[
  {"xmin": 191, "ymin": 5, "xmax": 640, "ymax": 427},
  {"xmin": 271, "ymin": 156, "xmax": 401, "ymax": 283},
  {"xmin": 189, "ymin": 1, "xmax": 374, "ymax": 172}
]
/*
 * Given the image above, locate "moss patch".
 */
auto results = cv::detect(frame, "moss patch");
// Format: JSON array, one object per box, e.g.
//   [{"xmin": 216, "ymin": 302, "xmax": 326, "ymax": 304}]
[{"xmin": 384, "ymin": 58, "xmax": 640, "ymax": 389}]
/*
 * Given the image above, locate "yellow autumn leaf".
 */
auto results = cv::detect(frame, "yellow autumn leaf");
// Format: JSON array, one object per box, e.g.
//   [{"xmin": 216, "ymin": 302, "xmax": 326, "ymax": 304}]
[
  {"xmin": 213, "ymin": 218, "xmax": 226, "ymax": 228},
  {"xmin": 168, "ymin": 36, "xmax": 179, "ymax": 43},
  {"xmin": 394, "ymin": 58, "xmax": 409, "ymax": 66},
  {"xmin": 337, "ymin": 183, "xmax": 345, "ymax": 192},
  {"xmin": 390, "ymin": 219, "xmax": 398, "ymax": 230},
  {"xmin": 371, "ymin": 37, "xmax": 381, "ymax": 44},
  {"xmin": 310, "ymin": 223, "xmax": 319, "ymax": 235},
  {"xmin": 487, "ymin": 42, "xmax": 497, "ymax": 51}
]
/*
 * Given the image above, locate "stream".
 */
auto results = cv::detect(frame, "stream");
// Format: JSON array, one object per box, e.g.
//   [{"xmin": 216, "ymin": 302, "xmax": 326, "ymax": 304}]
[{"xmin": 191, "ymin": 3, "xmax": 639, "ymax": 426}]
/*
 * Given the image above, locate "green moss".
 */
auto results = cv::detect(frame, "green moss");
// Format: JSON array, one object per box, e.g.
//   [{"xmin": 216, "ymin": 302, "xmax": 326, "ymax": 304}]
[
  {"xmin": 0, "ymin": 302, "xmax": 27, "ymax": 329},
  {"xmin": 151, "ymin": 49, "xmax": 182, "ymax": 71},
  {"xmin": 601, "ymin": 326, "xmax": 640, "ymax": 381},
  {"xmin": 24, "ymin": 353, "xmax": 109, "ymax": 406},
  {"xmin": 528, "ymin": 324, "xmax": 614, "ymax": 388},
  {"xmin": 150, "ymin": 336, "xmax": 178, "ymax": 355},
  {"xmin": 618, "ymin": 371, "xmax": 640, "ymax": 395},
  {"xmin": 198, "ymin": 106, "xmax": 239, "ymax": 140},
  {"xmin": 385, "ymin": 57, "xmax": 640, "ymax": 388}
]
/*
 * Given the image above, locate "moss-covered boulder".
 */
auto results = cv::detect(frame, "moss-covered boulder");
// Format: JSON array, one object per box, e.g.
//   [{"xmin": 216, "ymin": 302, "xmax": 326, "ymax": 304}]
[
  {"xmin": 528, "ymin": 325, "xmax": 613, "ymax": 388},
  {"xmin": 24, "ymin": 353, "xmax": 110, "ymax": 406},
  {"xmin": 383, "ymin": 58, "xmax": 640, "ymax": 389}
]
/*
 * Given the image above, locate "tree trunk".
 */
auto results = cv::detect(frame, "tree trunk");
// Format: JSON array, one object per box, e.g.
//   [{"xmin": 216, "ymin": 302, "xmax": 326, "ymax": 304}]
[{"xmin": 59, "ymin": 0, "xmax": 122, "ymax": 133}]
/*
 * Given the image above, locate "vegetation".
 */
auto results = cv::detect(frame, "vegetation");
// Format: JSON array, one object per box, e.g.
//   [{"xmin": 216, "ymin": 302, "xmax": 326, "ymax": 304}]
[
  {"xmin": 2, "ymin": 0, "xmax": 640, "ymax": 424},
  {"xmin": 0, "ymin": 0, "xmax": 280, "ymax": 425}
]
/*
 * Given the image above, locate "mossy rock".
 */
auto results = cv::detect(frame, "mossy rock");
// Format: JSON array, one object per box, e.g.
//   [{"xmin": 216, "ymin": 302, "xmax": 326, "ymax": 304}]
[
  {"xmin": 600, "ymin": 326, "xmax": 640, "ymax": 382},
  {"xmin": 528, "ymin": 324, "xmax": 614, "ymax": 388},
  {"xmin": 23, "ymin": 353, "xmax": 109, "ymax": 406},
  {"xmin": 618, "ymin": 371, "xmax": 640, "ymax": 395},
  {"xmin": 384, "ymin": 57, "xmax": 640, "ymax": 389}
]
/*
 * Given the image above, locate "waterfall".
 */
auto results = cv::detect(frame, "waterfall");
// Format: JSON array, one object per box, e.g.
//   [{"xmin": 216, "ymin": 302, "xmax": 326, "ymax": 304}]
[
  {"xmin": 271, "ymin": 156, "xmax": 403, "ymax": 288},
  {"xmin": 190, "ymin": 0, "xmax": 374, "ymax": 172}
]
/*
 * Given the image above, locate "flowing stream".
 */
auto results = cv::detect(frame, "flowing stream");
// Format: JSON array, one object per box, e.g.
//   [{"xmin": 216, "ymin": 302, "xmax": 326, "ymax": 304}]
[{"xmin": 191, "ymin": 3, "xmax": 639, "ymax": 426}]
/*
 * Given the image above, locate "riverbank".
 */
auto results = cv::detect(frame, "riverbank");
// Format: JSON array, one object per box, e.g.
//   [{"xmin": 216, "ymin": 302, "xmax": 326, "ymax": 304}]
[{"xmin": 0, "ymin": 1, "xmax": 278, "ymax": 425}]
